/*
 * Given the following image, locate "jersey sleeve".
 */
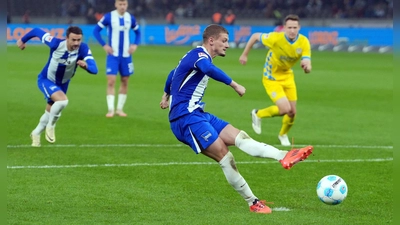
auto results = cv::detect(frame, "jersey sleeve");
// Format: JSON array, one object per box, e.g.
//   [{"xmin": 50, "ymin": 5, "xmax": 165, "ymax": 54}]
[
  {"xmin": 260, "ymin": 32, "xmax": 277, "ymax": 48},
  {"xmin": 78, "ymin": 43, "xmax": 94, "ymax": 61},
  {"xmin": 195, "ymin": 57, "xmax": 232, "ymax": 85},
  {"xmin": 78, "ymin": 43, "xmax": 98, "ymax": 74},
  {"xmin": 97, "ymin": 13, "xmax": 111, "ymax": 28},
  {"xmin": 301, "ymin": 37, "xmax": 311, "ymax": 60},
  {"xmin": 42, "ymin": 33, "xmax": 60, "ymax": 49},
  {"xmin": 21, "ymin": 28, "xmax": 60, "ymax": 49},
  {"xmin": 131, "ymin": 15, "xmax": 139, "ymax": 30},
  {"xmin": 131, "ymin": 15, "xmax": 141, "ymax": 45},
  {"xmin": 164, "ymin": 69, "xmax": 175, "ymax": 95}
]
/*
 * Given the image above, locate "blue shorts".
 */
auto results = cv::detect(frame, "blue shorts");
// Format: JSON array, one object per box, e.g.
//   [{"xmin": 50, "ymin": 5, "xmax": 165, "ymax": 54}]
[
  {"xmin": 170, "ymin": 110, "xmax": 229, "ymax": 154},
  {"xmin": 106, "ymin": 55, "xmax": 134, "ymax": 76},
  {"xmin": 37, "ymin": 78, "xmax": 69, "ymax": 104}
]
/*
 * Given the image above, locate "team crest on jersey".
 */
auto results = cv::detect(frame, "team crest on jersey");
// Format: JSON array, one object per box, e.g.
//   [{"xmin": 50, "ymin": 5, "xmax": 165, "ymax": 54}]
[
  {"xmin": 44, "ymin": 36, "xmax": 54, "ymax": 42},
  {"xmin": 198, "ymin": 52, "xmax": 209, "ymax": 58},
  {"xmin": 262, "ymin": 33, "xmax": 269, "ymax": 39},
  {"xmin": 296, "ymin": 48, "xmax": 302, "ymax": 54}
]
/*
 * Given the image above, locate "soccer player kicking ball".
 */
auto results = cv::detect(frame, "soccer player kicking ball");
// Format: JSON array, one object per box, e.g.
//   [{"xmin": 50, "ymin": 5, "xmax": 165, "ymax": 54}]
[
  {"xmin": 17, "ymin": 26, "xmax": 98, "ymax": 147},
  {"xmin": 160, "ymin": 24, "xmax": 313, "ymax": 214},
  {"xmin": 239, "ymin": 14, "xmax": 312, "ymax": 146}
]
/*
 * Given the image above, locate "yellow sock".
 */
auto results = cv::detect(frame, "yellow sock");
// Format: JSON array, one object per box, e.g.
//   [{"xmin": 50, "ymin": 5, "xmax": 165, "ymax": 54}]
[
  {"xmin": 279, "ymin": 114, "xmax": 295, "ymax": 136},
  {"xmin": 256, "ymin": 105, "xmax": 280, "ymax": 118}
]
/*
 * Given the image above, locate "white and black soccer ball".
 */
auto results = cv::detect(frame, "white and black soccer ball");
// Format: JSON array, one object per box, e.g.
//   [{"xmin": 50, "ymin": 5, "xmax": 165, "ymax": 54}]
[{"xmin": 316, "ymin": 175, "xmax": 348, "ymax": 205}]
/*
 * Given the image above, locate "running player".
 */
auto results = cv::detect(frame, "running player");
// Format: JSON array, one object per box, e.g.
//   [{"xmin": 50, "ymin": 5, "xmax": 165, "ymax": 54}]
[
  {"xmin": 17, "ymin": 26, "xmax": 98, "ymax": 147},
  {"xmin": 239, "ymin": 14, "xmax": 312, "ymax": 146}
]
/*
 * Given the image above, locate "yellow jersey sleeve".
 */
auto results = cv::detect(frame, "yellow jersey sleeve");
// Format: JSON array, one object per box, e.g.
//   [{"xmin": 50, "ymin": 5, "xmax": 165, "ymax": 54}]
[
  {"xmin": 301, "ymin": 37, "xmax": 311, "ymax": 59},
  {"xmin": 260, "ymin": 32, "xmax": 280, "ymax": 48}
]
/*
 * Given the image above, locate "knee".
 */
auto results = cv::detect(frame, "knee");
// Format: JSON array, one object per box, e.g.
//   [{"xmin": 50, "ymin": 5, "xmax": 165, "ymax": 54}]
[
  {"xmin": 279, "ymin": 107, "xmax": 291, "ymax": 115},
  {"xmin": 57, "ymin": 99, "xmax": 69, "ymax": 108},
  {"xmin": 121, "ymin": 78, "xmax": 129, "ymax": 87},
  {"xmin": 107, "ymin": 81, "xmax": 115, "ymax": 87},
  {"xmin": 288, "ymin": 111, "xmax": 296, "ymax": 117},
  {"xmin": 234, "ymin": 130, "xmax": 252, "ymax": 147}
]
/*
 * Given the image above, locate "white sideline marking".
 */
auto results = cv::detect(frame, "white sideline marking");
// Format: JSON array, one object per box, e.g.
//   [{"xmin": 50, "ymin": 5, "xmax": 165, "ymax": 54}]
[
  {"xmin": 272, "ymin": 207, "xmax": 291, "ymax": 212},
  {"xmin": 7, "ymin": 158, "xmax": 393, "ymax": 170},
  {"xmin": 6, "ymin": 143, "xmax": 393, "ymax": 149}
]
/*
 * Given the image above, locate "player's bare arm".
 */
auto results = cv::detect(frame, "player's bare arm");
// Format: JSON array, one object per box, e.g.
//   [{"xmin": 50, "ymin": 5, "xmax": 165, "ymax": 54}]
[
  {"xmin": 229, "ymin": 80, "xmax": 246, "ymax": 97},
  {"xmin": 17, "ymin": 39, "xmax": 26, "ymax": 50},
  {"xmin": 239, "ymin": 32, "xmax": 261, "ymax": 65},
  {"xmin": 160, "ymin": 92, "xmax": 170, "ymax": 109},
  {"xmin": 300, "ymin": 59, "xmax": 312, "ymax": 73}
]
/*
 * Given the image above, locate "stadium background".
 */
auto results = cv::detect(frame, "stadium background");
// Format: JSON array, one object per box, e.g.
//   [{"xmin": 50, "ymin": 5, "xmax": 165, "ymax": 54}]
[{"xmin": 7, "ymin": 0, "xmax": 393, "ymax": 53}]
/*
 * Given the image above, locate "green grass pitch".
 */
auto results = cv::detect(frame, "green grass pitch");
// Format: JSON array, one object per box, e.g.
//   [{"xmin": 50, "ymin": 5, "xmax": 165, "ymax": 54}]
[{"xmin": 7, "ymin": 45, "xmax": 392, "ymax": 224}]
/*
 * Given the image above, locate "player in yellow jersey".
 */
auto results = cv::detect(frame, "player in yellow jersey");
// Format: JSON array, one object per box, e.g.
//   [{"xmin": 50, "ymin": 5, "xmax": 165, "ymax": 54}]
[{"xmin": 239, "ymin": 14, "xmax": 312, "ymax": 146}]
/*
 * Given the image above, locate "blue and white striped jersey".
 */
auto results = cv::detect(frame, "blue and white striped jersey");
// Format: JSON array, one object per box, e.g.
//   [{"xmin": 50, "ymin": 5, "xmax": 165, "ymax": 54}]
[
  {"xmin": 167, "ymin": 46, "xmax": 232, "ymax": 121},
  {"xmin": 96, "ymin": 10, "xmax": 140, "ymax": 57},
  {"xmin": 21, "ymin": 28, "xmax": 96, "ymax": 85}
]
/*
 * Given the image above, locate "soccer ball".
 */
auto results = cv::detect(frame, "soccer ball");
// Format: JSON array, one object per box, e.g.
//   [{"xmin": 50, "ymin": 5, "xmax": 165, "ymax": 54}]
[{"xmin": 316, "ymin": 175, "xmax": 348, "ymax": 205}]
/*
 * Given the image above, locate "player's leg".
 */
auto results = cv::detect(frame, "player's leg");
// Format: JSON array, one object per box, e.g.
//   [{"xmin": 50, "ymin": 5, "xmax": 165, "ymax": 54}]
[
  {"xmin": 251, "ymin": 79, "xmax": 284, "ymax": 134},
  {"xmin": 277, "ymin": 78, "xmax": 297, "ymax": 146},
  {"xmin": 207, "ymin": 112, "xmax": 288, "ymax": 160},
  {"xmin": 202, "ymin": 140, "xmax": 271, "ymax": 213},
  {"xmin": 116, "ymin": 76, "xmax": 129, "ymax": 116},
  {"xmin": 116, "ymin": 58, "xmax": 133, "ymax": 117},
  {"xmin": 46, "ymin": 91, "xmax": 68, "ymax": 143},
  {"xmin": 171, "ymin": 113, "xmax": 270, "ymax": 213},
  {"xmin": 37, "ymin": 79, "xmax": 69, "ymax": 144},
  {"xmin": 30, "ymin": 110, "xmax": 49, "ymax": 147},
  {"xmin": 106, "ymin": 55, "xmax": 119, "ymax": 117}
]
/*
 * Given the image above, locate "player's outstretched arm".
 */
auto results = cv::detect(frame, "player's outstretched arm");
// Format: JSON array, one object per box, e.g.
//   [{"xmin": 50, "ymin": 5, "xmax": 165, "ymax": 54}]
[
  {"xmin": 196, "ymin": 59, "xmax": 232, "ymax": 85},
  {"xmin": 239, "ymin": 32, "xmax": 261, "ymax": 65},
  {"xmin": 17, "ymin": 28, "xmax": 47, "ymax": 50}
]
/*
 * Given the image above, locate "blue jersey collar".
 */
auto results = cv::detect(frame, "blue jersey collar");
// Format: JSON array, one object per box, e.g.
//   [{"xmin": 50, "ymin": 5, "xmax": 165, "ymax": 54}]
[{"xmin": 285, "ymin": 33, "xmax": 299, "ymax": 44}]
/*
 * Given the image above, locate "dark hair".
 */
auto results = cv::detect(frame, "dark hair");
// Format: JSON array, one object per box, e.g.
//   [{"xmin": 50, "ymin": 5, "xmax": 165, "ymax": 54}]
[
  {"xmin": 66, "ymin": 26, "xmax": 83, "ymax": 37},
  {"xmin": 284, "ymin": 14, "xmax": 300, "ymax": 25},
  {"xmin": 202, "ymin": 24, "xmax": 228, "ymax": 43}
]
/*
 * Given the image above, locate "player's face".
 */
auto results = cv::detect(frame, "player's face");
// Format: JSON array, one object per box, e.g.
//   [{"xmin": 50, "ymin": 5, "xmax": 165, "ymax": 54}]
[
  {"xmin": 212, "ymin": 33, "xmax": 229, "ymax": 58},
  {"xmin": 67, "ymin": 33, "xmax": 83, "ymax": 51},
  {"xmin": 284, "ymin": 20, "xmax": 300, "ymax": 40},
  {"xmin": 115, "ymin": 0, "xmax": 128, "ymax": 14}
]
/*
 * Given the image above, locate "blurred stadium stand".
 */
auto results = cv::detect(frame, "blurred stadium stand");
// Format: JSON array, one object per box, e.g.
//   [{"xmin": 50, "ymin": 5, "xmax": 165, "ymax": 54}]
[{"xmin": 7, "ymin": 0, "xmax": 392, "ymax": 26}]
